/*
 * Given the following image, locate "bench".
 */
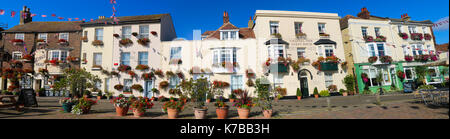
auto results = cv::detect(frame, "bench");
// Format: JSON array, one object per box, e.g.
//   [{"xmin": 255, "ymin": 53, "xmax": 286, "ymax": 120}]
[{"xmin": 0, "ymin": 95, "xmax": 21, "ymax": 111}]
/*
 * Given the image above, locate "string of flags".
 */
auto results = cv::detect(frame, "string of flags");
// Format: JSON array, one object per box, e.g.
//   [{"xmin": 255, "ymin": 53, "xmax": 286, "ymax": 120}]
[{"xmin": 0, "ymin": 0, "xmax": 120, "ymax": 24}]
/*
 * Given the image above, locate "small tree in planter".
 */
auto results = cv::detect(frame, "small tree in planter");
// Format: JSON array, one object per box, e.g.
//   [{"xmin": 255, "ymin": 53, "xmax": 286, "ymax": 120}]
[
  {"xmin": 130, "ymin": 97, "xmax": 154, "ymax": 117},
  {"xmin": 189, "ymin": 77, "xmax": 210, "ymax": 119},
  {"xmin": 313, "ymin": 87, "xmax": 319, "ymax": 98},
  {"xmin": 228, "ymin": 92, "xmax": 236, "ymax": 103},
  {"xmin": 342, "ymin": 75, "xmax": 355, "ymax": 96},
  {"xmin": 296, "ymin": 88, "xmax": 302, "ymax": 100},
  {"xmin": 111, "ymin": 94, "xmax": 130, "ymax": 116},
  {"xmin": 233, "ymin": 90, "xmax": 254, "ymax": 119},
  {"xmin": 253, "ymin": 77, "xmax": 274, "ymax": 118}
]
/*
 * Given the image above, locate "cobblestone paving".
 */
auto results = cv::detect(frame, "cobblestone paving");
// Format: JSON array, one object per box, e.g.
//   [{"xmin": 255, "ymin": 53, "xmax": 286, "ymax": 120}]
[{"xmin": 0, "ymin": 94, "xmax": 448, "ymax": 119}]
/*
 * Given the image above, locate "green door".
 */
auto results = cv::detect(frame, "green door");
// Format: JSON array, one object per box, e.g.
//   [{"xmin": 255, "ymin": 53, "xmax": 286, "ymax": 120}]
[{"xmin": 300, "ymin": 77, "xmax": 309, "ymax": 98}]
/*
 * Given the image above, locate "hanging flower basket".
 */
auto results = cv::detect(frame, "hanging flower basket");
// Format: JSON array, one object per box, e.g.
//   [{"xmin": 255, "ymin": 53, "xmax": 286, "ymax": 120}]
[
  {"xmin": 398, "ymin": 33, "xmax": 408, "ymax": 40},
  {"xmin": 159, "ymin": 81, "xmax": 169, "ymax": 89},
  {"xmin": 119, "ymin": 38, "xmax": 133, "ymax": 46},
  {"xmin": 154, "ymin": 69, "xmax": 164, "ymax": 77},
  {"xmin": 410, "ymin": 33, "xmax": 423, "ymax": 41},
  {"xmin": 113, "ymin": 34, "xmax": 120, "ymax": 38},
  {"xmin": 364, "ymin": 36, "xmax": 374, "ymax": 42},
  {"xmin": 58, "ymin": 39, "xmax": 69, "ymax": 46},
  {"xmin": 128, "ymin": 71, "xmax": 137, "ymax": 78},
  {"xmin": 141, "ymin": 72, "xmax": 155, "ymax": 80},
  {"xmin": 92, "ymin": 40, "xmax": 104, "ymax": 46},
  {"xmin": 245, "ymin": 69, "xmax": 255, "ymax": 78},
  {"xmin": 397, "ymin": 70, "xmax": 406, "ymax": 80},
  {"xmin": 81, "ymin": 36, "xmax": 88, "ymax": 42},
  {"xmin": 379, "ymin": 56, "xmax": 393, "ymax": 63},
  {"xmin": 131, "ymin": 84, "xmax": 144, "ymax": 92},
  {"xmin": 114, "ymin": 84, "xmax": 124, "ymax": 91},
  {"xmin": 137, "ymin": 38, "xmax": 150, "ymax": 45},
  {"xmin": 151, "ymin": 31, "xmax": 157, "ymax": 36},
  {"xmin": 374, "ymin": 36, "xmax": 386, "ymax": 42},
  {"xmin": 361, "ymin": 73, "xmax": 369, "ymax": 83},
  {"xmin": 118, "ymin": 65, "xmax": 131, "ymax": 72},
  {"xmin": 368, "ymin": 56, "xmax": 378, "ymax": 63},
  {"xmin": 165, "ymin": 71, "xmax": 175, "ymax": 77},
  {"xmin": 430, "ymin": 55, "xmax": 438, "ymax": 61},
  {"xmin": 22, "ymin": 54, "xmax": 33, "ymax": 61},
  {"xmin": 176, "ymin": 72, "xmax": 184, "ymax": 79},
  {"xmin": 110, "ymin": 71, "xmax": 119, "ymax": 77},
  {"xmin": 424, "ymin": 33, "xmax": 432, "ymax": 40}
]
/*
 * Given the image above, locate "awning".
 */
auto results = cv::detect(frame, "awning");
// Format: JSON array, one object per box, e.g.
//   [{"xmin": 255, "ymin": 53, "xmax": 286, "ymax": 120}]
[
  {"xmin": 314, "ymin": 39, "xmax": 337, "ymax": 45},
  {"xmin": 265, "ymin": 38, "xmax": 289, "ymax": 45}
]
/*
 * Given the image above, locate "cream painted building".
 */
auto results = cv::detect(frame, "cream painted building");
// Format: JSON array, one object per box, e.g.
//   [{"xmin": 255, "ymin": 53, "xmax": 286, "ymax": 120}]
[
  {"xmin": 252, "ymin": 10, "xmax": 348, "ymax": 97},
  {"xmin": 80, "ymin": 14, "xmax": 176, "ymax": 97}
]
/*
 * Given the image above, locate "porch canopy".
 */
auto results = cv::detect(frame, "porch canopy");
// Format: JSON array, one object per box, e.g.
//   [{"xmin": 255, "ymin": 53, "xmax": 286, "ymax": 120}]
[
  {"xmin": 313, "ymin": 39, "xmax": 336, "ymax": 45},
  {"xmin": 264, "ymin": 38, "xmax": 289, "ymax": 45}
]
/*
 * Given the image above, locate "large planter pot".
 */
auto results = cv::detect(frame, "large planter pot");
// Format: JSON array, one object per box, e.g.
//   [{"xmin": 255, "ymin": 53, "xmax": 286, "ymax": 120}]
[
  {"xmin": 297, "ymin": 96, "xmax": 302, "ymax": 101},
  {"xmin": 97, "ymin": 96, "xmax": 102, "ymax": 100},
  {"xmin": 133, "ymin": 108, "xmax": 145, "ymax": 117},
  {"xmin": 229, "ymin": 99, "xmax": 235, "ymax": 103},
  {"xmin": 216, "ymin": 107, "xmax": 229, "ymax": 119},
  {"xmin": 81, "ymin": 106, "xmax": 91, "ymax": 114},
  {"xmin": 194, "ymin": 108, "xmax": 208, "ymax": 119},
  {"xmin": 115, "ymin": 106, "xmax": 129, "ymax": 116},
  {"xmin": 206, "ymin": 99, "xmax": 211, "ymax": 103},
  {"xmin": 167, "ymin": 108, "xmax": 179, "ymax": 119},
  {"xmin": 263, "ymin": 109, "xmax": 273, "ymax": 119},
  {"xmin": 343, "ymin": 92, "xmax": 348, "ymax": 97},
  {"xmin": 62, "ymin": 103, "xmax": 74, "ymax": 113},
  {"xmin": 314, "ymin": 94, "xmax": 319, "ymax": 98},
  {"xmin": 237, "ymin": 108, "xmax": 251, "ymax": 119}
]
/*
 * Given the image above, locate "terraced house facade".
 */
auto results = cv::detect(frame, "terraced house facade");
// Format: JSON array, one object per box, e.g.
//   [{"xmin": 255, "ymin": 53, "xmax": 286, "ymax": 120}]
[{"xmin": 340, "ymin": 8, "xmax": 444, "ymax": 94}]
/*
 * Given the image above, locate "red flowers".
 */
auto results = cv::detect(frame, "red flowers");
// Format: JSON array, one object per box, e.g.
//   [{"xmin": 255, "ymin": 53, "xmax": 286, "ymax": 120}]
[
  {"xmin": 424, "ymin": 33, "xmax": 432, "ymax": 40},
  {"xmin": 368, "ymin": 56, "xmax": 378, "ymax": 63},
  {"xmin": 397, "ymin": 70, "xmax": 406, "ymax": 80},
  {"xmin": 364, "ymin": 36, "xmax": 374, "ymax": 42},
  {"xmin": 58, "ymin": 39, "xmax": 67, "ymax": 43},
  {"xmin": 135, "ymin": 64, "xmax": 149, "ymax": 71},
  {"xmin": 399, "ymin": 33, "xmax": 408, "ymax": 40},
  {"xmin": 411, "ymin": 33, "xmax": 424, "ymax": 41},
  {"xmin": 212, "ymin": 80, "xmax": 230, "ymax": 88},
  {"xmin": 404, "ymin": 55, "xmax": 414, "ymax": 62},
  {"xmin": 118, "ymin": 65, "xmax": 131, "ymax": 72},
  {"xmin": 11, "ymin": 39, "xmax": 24, "ymax": 43}
]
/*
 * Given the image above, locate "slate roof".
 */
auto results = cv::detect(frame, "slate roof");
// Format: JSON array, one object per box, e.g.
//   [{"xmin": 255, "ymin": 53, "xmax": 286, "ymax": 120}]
[
  {"xmin": 3, "ymin": 21, "xmax": 82, "ymax": 33},
  {"xmin": 203, "ymin": 22, "xmax": 255, "ymax": 40},
  {"xmin": 81, "ymin": 14, "xmax": 169, "ymax": 27}
]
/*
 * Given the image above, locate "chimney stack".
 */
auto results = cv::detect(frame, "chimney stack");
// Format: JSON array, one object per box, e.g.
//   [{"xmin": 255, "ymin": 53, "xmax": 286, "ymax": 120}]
[
  {"xmin": 223, "ymin": 11, "xmax": 230, "ymax": 24},
  {"xmin": 357, "ymin": 7, "xmax": 370, "ymax": 19},
  {"xmin": 19, "ymin": 6, "xmax": 32, "ymax": 25},
  {"xmin": 248, "ymin": 16, "xmax": 254, "ymax": 28}
]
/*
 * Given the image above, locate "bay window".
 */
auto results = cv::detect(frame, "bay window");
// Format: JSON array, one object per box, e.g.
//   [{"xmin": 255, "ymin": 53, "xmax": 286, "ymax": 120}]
[
  {"xmin": 268, "ymin": 45, "xmax": 285, "ymax": 60},
  {"xmin": 212, "ymin": 48, "xmax": 233, "ymax": 65}
]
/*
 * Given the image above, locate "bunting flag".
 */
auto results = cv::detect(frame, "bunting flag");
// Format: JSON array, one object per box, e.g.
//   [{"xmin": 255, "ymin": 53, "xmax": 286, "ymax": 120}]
[
  {"xmin": 0, "ymin": 9, "xmax": 4, "ymax": 15},
  {"xmin": 433, "ymin": 16, "xmax": 449, "ymax": 31},
  {"xmin": 41, "ymin": 15, "xmax": 47, "ymax": 17},
  {"xmin": 74, "ymin": 18, "xmax": 79, "ymax": 20},
  {"xmin": 58, "ymin": 17, "xmax": 64, "ymax": 20},
  {"xmin": 68, "ymin": 18, "xmax": 72, "ymax": 21},
  {"xmin": 31, "ymin": 14, "xmax": 37, "ymax": 17},
  {"xmin": 51, "ymin": 14, "xmax": 56, "ymax": 17}
]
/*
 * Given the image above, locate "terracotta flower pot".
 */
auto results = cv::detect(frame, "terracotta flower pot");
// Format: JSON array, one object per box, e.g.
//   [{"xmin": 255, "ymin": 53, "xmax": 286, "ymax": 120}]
[
  {"xmin": 314, "ymin": 94, "xmax": 319, "ymax": 98},
  {"xmin": 83, "ymin": 95, "xmax": 88, "ymax": 99},
  {"xmin": 297, "ymin": 96, "xmax": 302, "ymax": 100},
  {"xmin": 97, "ymin": 96, "xmax": 102, "ymax": 100},
  {"xmin": 229, "ymin": 99, "xmax": 234, "ymax": 103},
  {"xmin": 133, "ymin": 108, "xmax": 145, "ymax": 117},
  {"xmin": 343, "ymin": 92, "xmax": 348, "ymax": 97},
  {"xmin": 216, "ymin": 107, "xmax": 229, "ymax": 119},
  {"xmin": 115, "ymin": 106, "xmax": 128, "ymax": 116},
  {"xmin": 206, "ymin": 99, "xmax": 211, "ymax": 103},
  {"xmin": 194, "ymin": 108, "xmax": 208, "ymax": 119},
  {"xmin": 263, "ymin": 109, "xmax": 273, "ymax": 119},
  {"xmin": 237, "ymin": 108, "xmax": 250, "ymax": 119},
  {"xmin": 167, "ymin": 108, "xmax": 179, "ymax": 119}
]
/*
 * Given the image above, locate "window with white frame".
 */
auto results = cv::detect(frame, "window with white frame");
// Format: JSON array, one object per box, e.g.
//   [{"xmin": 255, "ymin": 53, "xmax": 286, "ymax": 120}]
[
  {"xmin": 212, "ymin": 48, "xmax": 233, "ymax": 66},
  {"xmin": 93, "ymin": 53, "xmax": 102, "ymax": 66},
  {"xmin": 428, "ymin": 67, "xmax": 440, "ymax": 78},
  {"xmin": 48, "ymin": 50, "xmax": 69, "ymax": 61},
  {"xmin": 123, "ymin": 79, "xmax": 132, "ymax": 92},
  {"xmin": 59, "ymin": 33, "xmax": 69, "ymax": 41},
  {"xmin": 362, "ymin": 68, "xmax": 380, "ymax": 87},
  {"xmin": 297, "ymin": 48, "xmax": 306, "ymax": 58},
  {"xmin": 402, "ymin": 45, "xmax": 410, "ymax": 56},
  {"xmin": 294, "ymin": 22, "xmax": 303, "ymax": 35},
  {"xmin": 324, "ymin": 72, "xmax": 333, "ymax": 88},
  {"xmin": 220, "ymin": 30, "xmax": 238, "ymax": 40},
  {"xmin": 381, "ymin": 67, "xmax": 392, "ymax": 86},
  {"xmin": 15, "ymin": 33, "xmax": 24, "ymax": 40},
  {"xmin": 318, "ymin": 23, "xmax": 326, "ymax": 34},
  {"xmin": 105, "ymin": 78, "xmax": 110, "ymax": 91},
  {"xmin": 38, "ymin": 33, "xmax": 47, "ymax": 42},
  {"xmin": 170, "ymin": 47, "xmax": 182, "ymax": 60},
  {"xmin": 324, "ymin": 46, "xmax": 334, "ymax": 57},
  {"xmin": 422, "ymin": 27, "xmax": 428, "ymax": 34},
  {"xmin": 270, "ymin": 21, "xmax": 279, "ymax": 34},
  {"xmin": 408, "ymin": 26, "xmax": 417, "ymax": 34},
  {"xmin": 397, "ymin": 25, "xmax": 403, "ymax": 33},
  {"xmin": 94, "ymin": 81, "xmax": 102, "ymax": 90},
  {"xmin": 95, "ymin": 28, "xmax": 103, "ymax": 41},
  {"xmin": 411, "ymin": 44, "xmax": 424, "ymax": 56},
  {"xmin": 231, "ymin": 75, "xmax": 243, "ymax": 91},
  {"xmin": 427, "ymin": 45, "xmax": 435, "ymax": 55},
  {"xmin": 120, "ymin": 52, "xmax": 130, "ymax": 66},
  {"xmin": 374, "ymin": 27, "xmax": 381, "ymax": 37},
  {"xmin": 367, "ymin": 43, "xmax": 386, "ymax": 57},
  {"xmin": 138, "ymin": 52, "xmax": 148, "ymax": 65},
  {"xmin": 122, "ymin": 26, "xmax": 132, "ymax": 39},
  {"xmin": 361, "ymin": 27, "xmax": 368, "ymax": 38},
  {"xmin": 193, "ymin": 74, "xmax": 210, "ymax": 81},
  {"xmin": 139, "ymin": 25, "xmax": 149, "ymax": 39},
  {"xmin": 404, "ymin": 68, "xmax": 415, "ymax": 80},
  {"xmin": 169, "ymin": 76, "xmax": 180, "ymax": 89},
  {"xmin": 268, "ymin": 45, "xmax": 285, "ymax": 60},
  {"xmin": 12, "ymin": 52, "xmax": 22, "ymax": 60}
]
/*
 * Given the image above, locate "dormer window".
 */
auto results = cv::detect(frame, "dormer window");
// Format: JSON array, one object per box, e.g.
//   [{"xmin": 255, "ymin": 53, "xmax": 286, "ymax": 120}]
[{"xmin": 220, "ymin": 30, "xmax": 239, "ymax": 40}]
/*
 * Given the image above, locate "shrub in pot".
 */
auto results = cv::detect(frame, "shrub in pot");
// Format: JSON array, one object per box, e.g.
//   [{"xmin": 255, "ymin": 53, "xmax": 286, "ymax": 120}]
[
  {"xmin": 71, "ymin": 97, "xmax": 96, "ymax": 115},
  {"xmin": 185, "ymin": 77, "xmax": 210, "ymax": 119},
  {"xmin": 111, "ymin": 94, "xmax": 131, "ymax": 116},
  {"xmin": 228, "ymin": 93, "xmax": 236, "ymax": 103},
  {"xmin": 214, "ymin": 96, "xmax": 229, "ymax": 119},
  {"xmin": 59, "ymin": 97, "xmax": 78, "ymax": 113},
  {"xmin": 253, "ymin": 77, "xmax": 274, "ymax": 119},
  {"xmin": 162, "ymin": 97, "xmax": 186, "ymax": 119},
  {"xmin": 313, "ymin": 87, "xmax": 319, "ymax": 98},
  {"xmin": 343, "ymin": 75, "xmax": 355, "ymax": 95},
  {"xmin": 97, "ymin": 92, "xmax": 103, "ymax": 100},
  {"xmin": 296, "ymin": 88, "xmax": 302, "ymax": 100},
  {"xmin": 130, "ymin": 97, "xmax": 154, "ymax": 117},
  {"xmin": 319, "ymin": 90, "xmax": 330, "ymax": 97}
]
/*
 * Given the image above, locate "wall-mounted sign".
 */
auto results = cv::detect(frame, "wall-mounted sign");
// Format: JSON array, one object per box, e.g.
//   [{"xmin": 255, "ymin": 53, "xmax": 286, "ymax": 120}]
[{"xmin": 288, "ymin": 39, "xmax": 314, "ymax": 47}]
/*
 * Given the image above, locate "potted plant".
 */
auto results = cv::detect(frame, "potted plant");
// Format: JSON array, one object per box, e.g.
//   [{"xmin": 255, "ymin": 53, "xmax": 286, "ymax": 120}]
[
  {"xmin": 135, "ymin": 64, "xmax": 149, "ymax": 71},
  {"xmin": 405, "ymin": 55, "xmax": 414, "ymax": 62},
  {"xmin": 368, "ymin": 56, "xmax": 378, "ymax": 63},
  {"xmin": 72, "ymin": 97, "xmax": 96, "ymax": 115},
  {"xmin": 162, "ymin": 97, "xmax": 186, "ymax": 119},
  {"xmin": 215, "ymin": 96, "xmax": 229, "ymax": 119},
  {"xmin": 118, "ymin": 65, "xmax": 131, "ymax": 72},
  {"xmin": 92, "ymin": 40, "xmax": 104, "ymax": 46},
  {"xmin": 154, "ymin": 69, "xmax": 164, "ymax": 77},
  {"xmin": 340, "ymin": 89, "xmax": 347, "ymax": 96},
  {"xmin": 114, "ymin": 84, "xmax": 124, "ymax": 91},
  {"xmin": 253, "ymin": 77, "xmax": 274, "ymax": 119},
  {"xmin": 424, "ymin": 33, "xmax": 432, "ymax": 40},
  {"xmin": 119, "ymin": 38, "xmax": 133, "ymax": 46},
  {"xmin": 131, "ymin": 84, "xmax": 144, "ymax": 92},
  {"xmin": 313, "ymin": 87, "xmax": 319, "ymax": 98},
  {"xmin": 137, "ymin": 38, "xmax": 150, "ymax": 45},
  {"xmin": 233, "ymin": 90, "xmax": 254, "ymax": 119},
  {"xmin": 59, "ymin": 97, "xmax": 78, "ymax": 113},
  {"xmin": 398, "ymin": 33, "xmax": 408, "ymax": 40},
  {"xmin": 111, "ymin": 94, "xmax": 130, "ymax": 116},
  {"xmin": 130, "ymin": 97, "xmax": 154, "ymax": 117},
  {"xmin": 343, "ymin": 75, "xmax": 355, "ymax": 95},
  {"xmin": 188, "ymin": 77, "xmax": 210, "ymax": 119},
  {"xmin": 319, "ymin": 90, "xmax": 330, "ymax": 97},
  {"xmin": 97, "ymin": 92, "xmax": 103, "ymax": 100},
  {"xmin": 327, "ymin": 85, "xmax": 337, "ymax": 92},
  {"xmin": 296, "ymin": 88, "xmax": 302, "ymax": 100}
]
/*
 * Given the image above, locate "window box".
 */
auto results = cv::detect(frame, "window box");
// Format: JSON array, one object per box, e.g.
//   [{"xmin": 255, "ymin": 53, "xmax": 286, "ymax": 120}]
[
  {"xmin": 135, "ymin": 64, "xmax": 149, "ymax": 71},
  {"xmin": 137, "ymin": 38, "xmax": 150, "ymax": 46},
  {"xmin": 92, "ymin": 65, "xmax": 103, "ymax": 70},
  {"xmin": 119, "ymin": 38, "xmax": 133, "ymax": 46},
  {"xmin": 118, "ymin": 65, "xmax": 131, "ymax": 72},
  {"xmin": 296, "ymin": 33, "xmax": 307, "ymax": 39},
  {"xmin": 319, "ymin": 62, "xmax": 338, "ymax": 71},
  {"xmin": 424, "ymin": 33, "xmax": 432, "ymax": 40},
  {"xmin": 379, "ymin": 56, "xmax": 393, "ymax": 63},
  {"xmin": 410, "ymin": 33, "xmax": 423, "ymax": 41},
  {"xmin": 374, "ymin": 36, "xmax": 386, "ymax": 42},
  {"xmin": 271, "ymin": 33, "xmax": 282, "ymax": 39},
  {"xmin": 398, "ymin": 33, "xmax": 408, "ymax": 40},
  {"xmin": 414, "ymin": 55, "xmax": 430, "ymax": 62},
  {"xmin": 169, "ymin": 59, "xmax": 182, "ymax": 65},
  {"xmin": 58, "ymin": 39, "xmax": 69, "ymax": 46},
  {"xmin": 81, "ymin": 36, "xmax": 88, "ymax": 42},
  {"xmin": 92, "ymin": 40, "xmax": 104, "ymax": 46},
  {"xmin": 319, "ymin": 33, "xmax": 330, "ymax": 37},
  {"xmin": 368, "ymin": 56, "xmax": 378, "ymax": 63},
  {"xmin": 364, "ymin": 36, "xmax": 374, "ymax": 42},
  {"xmin": 404, "ymin": 55, "xmax": 414, "ymax": 62}
]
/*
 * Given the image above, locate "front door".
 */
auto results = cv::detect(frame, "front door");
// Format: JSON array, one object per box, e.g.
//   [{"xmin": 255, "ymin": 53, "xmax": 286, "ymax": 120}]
[
  {"xmin": 144, "ymin": 81, "xmax": 153, "ymax": 98},
  {"xmin": 300, "ymin": 77, "xmax": 309, "ymax": 98}
]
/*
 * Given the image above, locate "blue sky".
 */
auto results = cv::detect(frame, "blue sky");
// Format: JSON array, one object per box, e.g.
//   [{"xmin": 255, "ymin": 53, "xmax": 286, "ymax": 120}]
[{"xmin": 0, "ymin": 0, "xmax": 448, "ymax": 44}]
